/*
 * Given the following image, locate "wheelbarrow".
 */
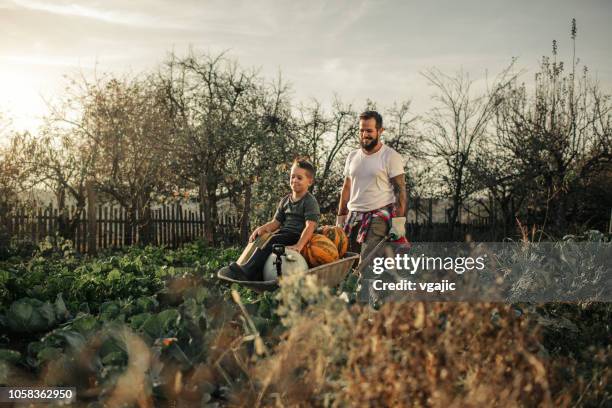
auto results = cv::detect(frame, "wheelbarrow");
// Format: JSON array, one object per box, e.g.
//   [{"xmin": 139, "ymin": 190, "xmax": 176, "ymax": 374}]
[{"xmin": 217, "ymin": 251, "xmax": 360, "ymax": 293}]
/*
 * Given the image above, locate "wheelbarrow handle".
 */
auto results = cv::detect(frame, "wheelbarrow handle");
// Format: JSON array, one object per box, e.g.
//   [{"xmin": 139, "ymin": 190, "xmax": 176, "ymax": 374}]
[{"xmin": 354, "ymin": 235, "xmax": 390, "ymax": 276}]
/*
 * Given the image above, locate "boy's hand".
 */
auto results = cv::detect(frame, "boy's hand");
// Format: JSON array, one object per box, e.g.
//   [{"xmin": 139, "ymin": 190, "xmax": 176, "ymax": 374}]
[
  {"xmin": 249, "ymin": 227, "xmax": 265, "ymax": 242},
  {"xmin": 286, "ymin": 245, "xmax": 303, "ymax": 253}
]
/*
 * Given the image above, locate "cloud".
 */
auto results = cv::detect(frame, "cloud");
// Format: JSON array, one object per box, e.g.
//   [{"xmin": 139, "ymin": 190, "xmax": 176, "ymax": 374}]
[
  {"xmin": 9, "ymin": 0, "xmax": 184, "ymax": 29},
  {"xmin": 0, "ymin": 54, "xmax": 95, "ymax": 68}
]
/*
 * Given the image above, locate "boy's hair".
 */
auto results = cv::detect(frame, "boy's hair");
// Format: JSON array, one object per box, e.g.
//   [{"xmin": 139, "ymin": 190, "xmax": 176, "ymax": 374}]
[
  {"xmin": 292, "ymin": 158, "xmax": 315, "ymax": 178},
  {"xmin": 359, "ymin": 110, "xmax": 383, "ymax": 129}
]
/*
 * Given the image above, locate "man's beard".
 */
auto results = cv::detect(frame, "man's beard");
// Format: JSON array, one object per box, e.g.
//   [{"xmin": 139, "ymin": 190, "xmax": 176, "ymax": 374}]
[{"xmin": 361, "ymin": 136, "xmax": 379, "ymax": 151}]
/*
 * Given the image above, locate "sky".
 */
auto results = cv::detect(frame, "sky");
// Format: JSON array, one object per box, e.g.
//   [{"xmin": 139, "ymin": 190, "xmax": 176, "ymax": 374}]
[{"xmin": 1, "ymin": 0, "xmax": 611, "ymax": 135}]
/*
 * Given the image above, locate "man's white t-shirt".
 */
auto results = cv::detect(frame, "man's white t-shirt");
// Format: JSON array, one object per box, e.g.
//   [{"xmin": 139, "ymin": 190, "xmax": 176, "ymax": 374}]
[{"xmin": 343, "ymin": 144, "xmax": 404, "ymax": 212}]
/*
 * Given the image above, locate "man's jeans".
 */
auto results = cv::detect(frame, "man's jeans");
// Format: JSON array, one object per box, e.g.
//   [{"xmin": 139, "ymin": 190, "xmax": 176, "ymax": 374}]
[
  {"xmin": 349, "ymin": 217, "xmax": 388, "ymax": 306},
  {"xmin": 349, "ymin": 216, "xmax": 388, "ymax": 268}
]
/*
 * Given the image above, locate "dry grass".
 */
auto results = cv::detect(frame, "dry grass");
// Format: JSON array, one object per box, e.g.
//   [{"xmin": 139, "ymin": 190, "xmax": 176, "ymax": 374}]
[
  {"xmin": 2, "ymin": 270, "xmax": 606, "ymax": 407},
  {"xmin": 235, "ymin": 273, "xmax": 608, "ymax": 407}
]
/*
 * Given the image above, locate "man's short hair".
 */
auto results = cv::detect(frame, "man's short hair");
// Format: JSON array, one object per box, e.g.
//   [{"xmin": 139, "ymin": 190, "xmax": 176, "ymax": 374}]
[
  {"xmin": 292, "ymin": 157, "xmax": 315, "ymax": 178},
  {"xmin": 359, "ymin": 110, "xmax": 383, "ymax": 129}
]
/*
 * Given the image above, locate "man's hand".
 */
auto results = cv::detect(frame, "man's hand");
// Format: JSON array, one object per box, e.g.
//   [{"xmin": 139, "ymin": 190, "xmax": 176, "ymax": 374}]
[
  {"xmin": 390, "ymin": 217, "xmax": 406, "ymax": 240},
  {"xmin": 336, "ymin": 215, "xmax": 347, "ymax": 228}
]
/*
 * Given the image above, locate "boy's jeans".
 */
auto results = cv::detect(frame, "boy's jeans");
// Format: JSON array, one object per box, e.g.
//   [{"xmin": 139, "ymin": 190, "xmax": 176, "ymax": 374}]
[{"xmin": 240, "ymin": 230, "xmax": 301, "ymax": 281}]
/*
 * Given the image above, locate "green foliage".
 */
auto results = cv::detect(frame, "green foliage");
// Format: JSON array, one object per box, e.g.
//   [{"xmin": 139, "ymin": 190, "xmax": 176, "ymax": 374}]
[
  {"xmin": 3, "ymin": 295, "xmax": 69, "ymax": 333},
  {"xmin": 0, "ymin": 349, "xmax": 21, "ymax": 364},
  {"xmin": 0, "ymin": 241, "xmax": 607, "ymax": 406},
  {"xmin": 141, "ymin": 309, "xmax": 181, "ymax": 340},
  {"xmin": 70, "ymin": 313, "xmax": 100, "ymax": 334},
  {"xmin": 0, "ymin": 241, "xmax": 239, "ymax": 312}
]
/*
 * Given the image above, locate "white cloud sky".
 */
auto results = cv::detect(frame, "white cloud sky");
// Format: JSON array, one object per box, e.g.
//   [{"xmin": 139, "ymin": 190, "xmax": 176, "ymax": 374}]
[
  {"xmin": 10, "ymin": 0, "xmax": 183, "ymax": 28},
  {"xmin": 0, "ymin": 0, "xmax": 611, "ymax": 133}
]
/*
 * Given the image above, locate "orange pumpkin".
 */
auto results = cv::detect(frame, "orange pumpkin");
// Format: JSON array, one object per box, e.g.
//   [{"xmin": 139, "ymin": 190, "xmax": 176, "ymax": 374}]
[
  {"xmin": 301, "ymin": 234, "xmax": 339, "ymax": 267},
  {"xmin": 318, "ymin": 225, "xmax": 349, "ymax": 257}
]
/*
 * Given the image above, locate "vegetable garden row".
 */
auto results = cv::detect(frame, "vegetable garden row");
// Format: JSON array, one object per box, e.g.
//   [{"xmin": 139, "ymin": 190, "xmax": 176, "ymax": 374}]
[{"xmin": 0, "ymin": 237, "xmax": 609, "ymax": 407}]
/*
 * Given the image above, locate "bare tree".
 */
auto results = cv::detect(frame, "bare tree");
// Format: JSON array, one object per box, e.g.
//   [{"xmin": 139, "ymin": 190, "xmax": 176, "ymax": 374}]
[
  {"xmin": 50, "ymin": 73, "xmax": 173, "ymax": 245},
  {"xmin": 466, "ymin": 142, "xmax": 529, "ymax": 236},
  {"xmin": 292, "ymin": 98, "xmax": 358, "ymax": 215},
  {"xmin": 159, "ymin": 51, "xmax": 284, "ymax": 243},
  {"xmin": 383, "ymin": 101, "xmax": 420, "ymax": 156},
  {"xmin": 422, "ymin": 64, "xmax": 517, "ymax": 234},
  {"xmin": 0, "ymin": 131, "xmax": 37, "ymax": 253},
  {"xmin": 383, "ymin": 101, "xmax": 435, "ymax": 222},
  {"xmin": 223, "ymin": 75, "xmax": 295, "ymax": 244},
  {"xmin": 496, "ymin": 22, "xmax": 612, "ymax": 233},
  {"xmin": 28, "ymin": 125, "xmax": 95, "ymax": 239}
]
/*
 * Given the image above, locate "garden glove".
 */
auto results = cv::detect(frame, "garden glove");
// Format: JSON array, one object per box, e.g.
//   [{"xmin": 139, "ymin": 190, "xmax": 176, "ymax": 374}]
[
  {"xmin": 336, "ymin": 214, "xmax": 347, "ymax": 228},
  {"xmin": 389, "ymin": 216, "xmax": 406, "ymax": 240}
]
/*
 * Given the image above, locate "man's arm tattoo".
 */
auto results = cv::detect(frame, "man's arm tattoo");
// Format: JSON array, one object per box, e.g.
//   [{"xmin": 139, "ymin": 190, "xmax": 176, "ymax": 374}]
[{"xmin": 390, "ymin": 174, "xmax": 407, "ymax": 217}]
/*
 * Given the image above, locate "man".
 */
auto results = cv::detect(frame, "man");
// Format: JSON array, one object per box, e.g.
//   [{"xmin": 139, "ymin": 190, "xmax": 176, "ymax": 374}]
[{"xmin": 336, "ymin": 110, "xmax": 407, "ymax": 264}]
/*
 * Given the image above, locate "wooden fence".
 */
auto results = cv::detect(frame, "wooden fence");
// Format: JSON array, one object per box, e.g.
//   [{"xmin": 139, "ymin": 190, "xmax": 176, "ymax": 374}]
[
  {"xmin": 2, "ymin": 203, "xmax": 243, "ymax": 253},
  {"xmin": 2, "ymin": 202, "xmax": 508, "ymax": 254},
  {"xmin": 406, "ymin": 221, "xmax": 502, "ymax": 242}
]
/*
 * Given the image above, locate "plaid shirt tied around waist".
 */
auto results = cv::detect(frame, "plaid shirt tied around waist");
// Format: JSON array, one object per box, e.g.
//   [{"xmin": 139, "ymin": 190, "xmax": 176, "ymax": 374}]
[{"xmin": 343, "ymin": 204, "xmax": 396, "ymax": 244}]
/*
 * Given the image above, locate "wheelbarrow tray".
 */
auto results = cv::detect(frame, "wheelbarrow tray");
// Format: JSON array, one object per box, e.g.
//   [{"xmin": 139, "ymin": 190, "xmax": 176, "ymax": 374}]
[{"xmin": 217, "ymin": 252, "xmax": 360, "ymax": 293}]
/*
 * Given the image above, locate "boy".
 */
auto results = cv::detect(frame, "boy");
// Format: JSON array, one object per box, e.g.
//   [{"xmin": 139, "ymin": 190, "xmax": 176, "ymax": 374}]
[{"xmin": 229, "ymin": 158, "xmax": 320, "ymax": 281}]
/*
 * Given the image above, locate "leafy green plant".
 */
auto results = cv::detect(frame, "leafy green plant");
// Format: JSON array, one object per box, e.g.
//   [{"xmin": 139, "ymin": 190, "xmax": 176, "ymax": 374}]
[{"xmin": 3, "ymin": 294, "xmax": 69, "ymax": 333}]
